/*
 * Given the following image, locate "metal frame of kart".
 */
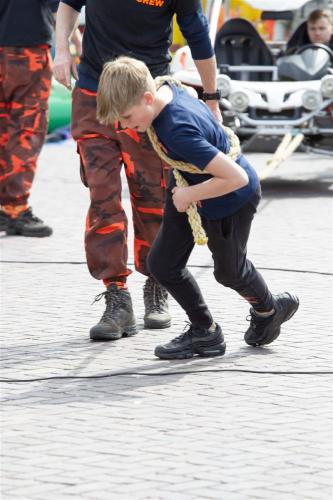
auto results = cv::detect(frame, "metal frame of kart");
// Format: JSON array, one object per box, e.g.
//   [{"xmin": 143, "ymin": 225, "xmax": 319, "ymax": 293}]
[{"xmin": 172, "ymin": 1, "xmax": 333, "ymax": 139}]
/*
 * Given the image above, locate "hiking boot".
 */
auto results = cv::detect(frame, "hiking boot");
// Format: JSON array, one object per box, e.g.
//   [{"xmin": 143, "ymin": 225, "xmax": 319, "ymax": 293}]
[
  {"xmin": 5, "ymin": 208, "xmax": 52, "ymax": 237},
  {"xmin": 143, "ymin": 277, "xmax": 171, "ymax": 329},
  {"xmin": 244, "ymin": 292, "xmax": 299, "ymax": 346},
  {"xmin": 90, "ymin": 283, "xmax": 137, "ymax": 341},
  {"xmin": 154, "ymin": 323, "xmax": 226, "ymax": 360}
]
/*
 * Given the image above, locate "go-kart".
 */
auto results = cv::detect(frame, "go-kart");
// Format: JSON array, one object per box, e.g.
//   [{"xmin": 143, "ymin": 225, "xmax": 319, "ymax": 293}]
[{"xmin": 171, "ymin": 16, "xmax": 333, "ymax": 158}]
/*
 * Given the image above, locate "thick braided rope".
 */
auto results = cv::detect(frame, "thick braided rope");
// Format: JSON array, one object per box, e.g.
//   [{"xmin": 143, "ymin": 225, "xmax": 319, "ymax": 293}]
[{"xmin": 147, "ymin": 77, "xmax": 241, "ymax": 245}]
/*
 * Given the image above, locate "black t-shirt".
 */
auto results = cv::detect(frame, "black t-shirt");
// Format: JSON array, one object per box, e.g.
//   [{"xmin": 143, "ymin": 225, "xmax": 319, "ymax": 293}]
[
  {"xmin": 0, "ymin": 0, "xmax": 59, "ymax": 47},
  {"xmin": 61, "ymin": 0, "xmax": 200, "ymax": 79}
]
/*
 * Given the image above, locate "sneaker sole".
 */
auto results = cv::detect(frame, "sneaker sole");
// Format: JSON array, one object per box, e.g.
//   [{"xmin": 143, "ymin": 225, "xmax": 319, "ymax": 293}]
[
  {"xmin": 90, "ymin": 324, "xmax": 138, "ymax": 341},
  {"xmin": 155, "ymin": 341, "xmax": 226, "ymax": 360},
  {"xmin": 6, "ymin": 227, "xmax": 53, "ymax": 237},
  {"xmin": 246, "ymin": 294, "xmax": 299, "ymax": 347}
]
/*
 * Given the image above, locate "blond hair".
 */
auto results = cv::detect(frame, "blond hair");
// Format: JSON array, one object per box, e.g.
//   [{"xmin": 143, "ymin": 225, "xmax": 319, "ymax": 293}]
[{"xmin": 97, "ymin": 56, "xmax": 156, "ymax": 125}]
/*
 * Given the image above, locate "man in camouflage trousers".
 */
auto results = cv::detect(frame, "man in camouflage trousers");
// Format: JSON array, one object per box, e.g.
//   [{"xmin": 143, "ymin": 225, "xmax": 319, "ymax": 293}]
[
  {"xmin": 71, "ymin": 93, "xmax": 169, "ymax": 338},
  {"xmin": 54, "ymin": 0, "xmax": 222, "ymax": 341},
  {"xmin": 0, "ymin": 0, "xmax": 59, "ymax": 237}
]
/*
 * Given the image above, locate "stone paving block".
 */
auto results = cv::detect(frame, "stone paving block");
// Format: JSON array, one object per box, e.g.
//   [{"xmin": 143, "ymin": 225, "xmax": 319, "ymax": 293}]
[{"xmin": 1, "ymin": 142, "xmax": 332, "ymax": 500}]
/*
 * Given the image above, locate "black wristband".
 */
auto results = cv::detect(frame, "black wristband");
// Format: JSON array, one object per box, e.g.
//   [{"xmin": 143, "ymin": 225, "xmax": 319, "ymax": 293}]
[{"xmin": 202, "ymin": 90, "xmax": 221, "ymax": 101}]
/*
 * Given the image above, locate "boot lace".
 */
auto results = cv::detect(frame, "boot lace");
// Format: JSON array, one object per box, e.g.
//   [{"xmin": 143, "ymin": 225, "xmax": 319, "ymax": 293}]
[
  {"xmin": 92, "ymin": 286, "xmax": 123, "ymax": 322},
  {"xmin": 246, "ymin": 310, "xmax": 270, "ymax": 332},
  {"xmin": 143, "ymin": 277, "xmax": 168, "ymax": 313}
]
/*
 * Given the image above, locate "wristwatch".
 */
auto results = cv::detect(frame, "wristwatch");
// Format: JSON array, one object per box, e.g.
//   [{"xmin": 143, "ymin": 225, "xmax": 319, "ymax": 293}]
[{"xmin": 202, "ymin": 90, "xmax": 221, "ymax": 101}]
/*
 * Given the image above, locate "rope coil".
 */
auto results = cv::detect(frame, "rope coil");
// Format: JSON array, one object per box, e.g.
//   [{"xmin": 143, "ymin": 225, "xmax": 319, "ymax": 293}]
[{"xmin": 147, "ymin": 77, "xmax": 241, "ymax": 245}]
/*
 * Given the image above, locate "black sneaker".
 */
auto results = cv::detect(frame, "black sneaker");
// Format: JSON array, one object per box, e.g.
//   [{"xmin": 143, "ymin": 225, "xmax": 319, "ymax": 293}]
[
  {"xmin": 90, "ymin": 283, "xmax": 137, "ymax": 341},
  {"xmin": 154, "ymin": 323, "xmax": 226, "ymax": 360},
  {"xmin": 143, "ymin": 277, "xmax": 171, "ymax": 329},
  {"xmin": 5, "ymin": 208, "xmax": 52, "ymax": 237},
  {"xmin": 244, "ymin": 292, "xmax": 299, "ymax": 346}
]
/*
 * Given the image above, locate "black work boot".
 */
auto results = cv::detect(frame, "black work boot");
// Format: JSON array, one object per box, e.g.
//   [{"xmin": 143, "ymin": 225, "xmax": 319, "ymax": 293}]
[
  {"xmin": 5, "ymin": 208, "xmax": 52, "ymax": 237},
  {"xmin": 90, "ymin": 283, "xmax": 137, "ymax": 341},
  {"xmin": 244, "ymin": 292, "xmax": 299, "ymax": 346},
  {"xmin": 154, "ymin": 323, "xmax": 226, "ymax": 360},
  {"xmin": 143, "ymin": 277, "xmax": 171, "ymax": 329}
]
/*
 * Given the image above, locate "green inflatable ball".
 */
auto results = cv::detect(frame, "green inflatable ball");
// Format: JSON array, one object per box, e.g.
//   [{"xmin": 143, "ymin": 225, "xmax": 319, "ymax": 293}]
[{"xmin": 48, "ymin": 78, "xmax": 72, "ymax": 132}]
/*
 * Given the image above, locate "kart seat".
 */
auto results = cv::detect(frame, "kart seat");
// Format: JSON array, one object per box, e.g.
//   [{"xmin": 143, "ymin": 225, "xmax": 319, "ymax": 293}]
[
  {"xmin": 286, "ymin": 22, "xmax": 310, "ymax": 53},
  {"xmin": 214, "ymin": 18, "xmax": 274, "ymax": 81}
]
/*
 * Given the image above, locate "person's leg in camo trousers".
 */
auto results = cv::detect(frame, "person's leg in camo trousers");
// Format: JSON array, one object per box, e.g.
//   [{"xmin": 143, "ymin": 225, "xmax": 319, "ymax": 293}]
[
  {"xmin": 0, "ymin": 46, "xmax": 52, "ymax": 237},
  {"xmin": 71, "ymin": 87, "xmax": 171, "ymax": 340}
]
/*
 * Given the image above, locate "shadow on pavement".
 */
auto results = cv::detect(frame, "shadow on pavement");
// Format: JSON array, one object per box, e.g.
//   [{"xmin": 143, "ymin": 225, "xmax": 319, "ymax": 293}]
[
  {"xmin": 1, "ymin": 345, "xmax": 277, "ymax": 406},
  {"xmin": 261, "ymin": 176, "xmax": 333, "ymax": 199}
]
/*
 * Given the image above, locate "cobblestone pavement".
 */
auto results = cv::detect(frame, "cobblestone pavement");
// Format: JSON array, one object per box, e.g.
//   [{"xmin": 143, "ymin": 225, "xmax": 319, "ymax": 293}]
[{"xmin": 1, "ymin": 141, "xmax": 332, "ymax": 500}]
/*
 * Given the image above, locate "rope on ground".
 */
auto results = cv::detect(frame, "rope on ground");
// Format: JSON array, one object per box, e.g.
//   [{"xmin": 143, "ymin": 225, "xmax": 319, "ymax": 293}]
[
  {"xmin": 260, "ymin": 132, "xmax": 304, "ymax": 180},
  {"xmin": 147, "ymin": 76, "xmax": 241, "ymax": 245}
]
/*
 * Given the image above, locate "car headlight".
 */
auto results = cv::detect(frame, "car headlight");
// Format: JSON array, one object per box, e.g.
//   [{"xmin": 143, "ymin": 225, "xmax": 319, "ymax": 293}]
[
  {"xmin": 302, "ymin": 90, "xmax": 322, "ymax": 111},
  {"xmin": 217, "ymin": 75, "xmax": 231, "ymax": 98},
  {"xmin": 229, "ymin": 91, "xmax": 249, "ymax": 112},
  {"xmin": 320, "ymin": 75, "xmax": 333, "ymax": 99}
]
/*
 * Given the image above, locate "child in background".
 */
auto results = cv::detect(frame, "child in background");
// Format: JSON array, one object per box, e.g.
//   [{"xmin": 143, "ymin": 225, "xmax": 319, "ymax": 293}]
[{"xmin": 306, "ymin": 9, "xmax": 333, "ymax": 48}]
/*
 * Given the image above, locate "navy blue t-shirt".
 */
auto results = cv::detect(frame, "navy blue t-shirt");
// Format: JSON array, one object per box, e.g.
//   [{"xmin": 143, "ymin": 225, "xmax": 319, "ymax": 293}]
[{"xmin": 152, "ymin": 84, "xmax": 260, "ymax": 220}]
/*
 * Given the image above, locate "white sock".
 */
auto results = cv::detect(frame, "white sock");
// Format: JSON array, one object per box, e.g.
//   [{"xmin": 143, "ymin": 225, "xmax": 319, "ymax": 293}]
[
  {"xmin": 253, "ymin": 308, "xmax": 275, "ymax": 318},
  {"xmin": 208, "ymin": 321, "xmax": 216, "ymax": 332}
]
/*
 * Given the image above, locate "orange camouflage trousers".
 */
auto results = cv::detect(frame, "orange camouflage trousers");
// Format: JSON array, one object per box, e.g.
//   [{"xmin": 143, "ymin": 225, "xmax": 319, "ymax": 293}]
[
  {"xmin": 0, "ymin": 46, "xmax": 52, "ymax": 208},
  {"xmin": 71, "ymin": 86, "xmax": 167, "ymax": 284}
]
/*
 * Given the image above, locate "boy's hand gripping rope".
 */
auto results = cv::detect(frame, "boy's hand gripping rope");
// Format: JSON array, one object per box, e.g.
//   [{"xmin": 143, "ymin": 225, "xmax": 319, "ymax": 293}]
[{"xmin": 147, "ymin": 76, "xmax": 241, "ymax": 245}]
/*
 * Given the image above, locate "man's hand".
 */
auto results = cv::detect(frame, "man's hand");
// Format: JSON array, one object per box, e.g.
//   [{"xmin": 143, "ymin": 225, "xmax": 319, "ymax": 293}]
[
  {"xmin": 205, "ymin": 100, "xmax": 223, "ymax": 124},
  {"xmin": 172, "ymin": 186, "xmax": 194, "ymax": 212},
  {"xmin": 53, "ymin": 47, "xmax": 78, "ymax": 90},
  {"xmin": 53, "ymin": 3, "xmax": 80, "ymax": 89}
]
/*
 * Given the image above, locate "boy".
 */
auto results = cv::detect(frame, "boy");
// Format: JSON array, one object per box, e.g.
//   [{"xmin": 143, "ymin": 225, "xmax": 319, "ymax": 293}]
[
  {"xmin": 97, "ymin": 57, "xmax": 299, "ymax": 360},
  {"xmin": 287, "ymin": 9, "xmax": 333, "ymax": 54},
  {"xmin": 306, "ymin": 9, "xmax": 333, "ymax": 48}
]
